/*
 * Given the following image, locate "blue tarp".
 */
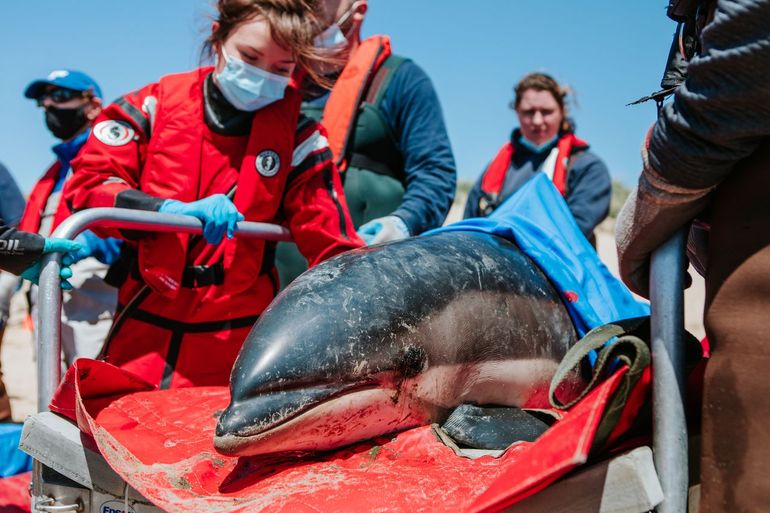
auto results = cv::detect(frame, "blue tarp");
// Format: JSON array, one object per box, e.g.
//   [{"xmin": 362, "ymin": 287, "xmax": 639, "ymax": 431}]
[
  {"xmin": 428, "ymin": 173, "xmax": 649, "ymax": 340},
  {"xmin": 0, "ymin": 423, "xmax": 32, "ymax": 477}
]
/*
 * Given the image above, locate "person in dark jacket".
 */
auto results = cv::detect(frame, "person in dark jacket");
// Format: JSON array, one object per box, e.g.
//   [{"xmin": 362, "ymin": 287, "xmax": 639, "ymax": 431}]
[
  {"xmin": 616, "ymin": 1, "xmax": 770, "ymax": 510},
  {"xmin": 0, "ymin": 163, "xmax": 61, "ymax": 421},
  {"xmin": 275, "ymin": 0, "xmax": 457, "ymax": 285},
  {"xmin": 0, "ymin": 163, "xmax": 25, "ymax": 228},
  {"xmin": 0, "ymin": 162, "xmax": 27, "ymax": 335},
  {"xmin": 0, "ymin": 220, "xmax": 77, "ymax": 420},
  {"xmin": 465, "ymin": 73, "xmax": 611, "ymax": 244}
]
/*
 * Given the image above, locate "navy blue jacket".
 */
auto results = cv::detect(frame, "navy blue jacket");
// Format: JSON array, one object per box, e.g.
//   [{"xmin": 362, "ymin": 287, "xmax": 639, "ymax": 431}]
[
  {"xmin": 464, "ymin": 131, "xmax": 611, "ymax": 237},
  {"xmin": 380, "ymin": 60, "xmax": 457, "ymax": 235},
  {"xmin": 306, "ymin": 60, "xmax": 456, "ymax": 235}
]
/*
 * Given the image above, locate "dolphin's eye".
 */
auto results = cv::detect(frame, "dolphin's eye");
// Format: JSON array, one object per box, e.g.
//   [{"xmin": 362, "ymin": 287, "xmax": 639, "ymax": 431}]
[{"xmin": 397, "ymin": 345, "xmax": 427, "ymax": 378}]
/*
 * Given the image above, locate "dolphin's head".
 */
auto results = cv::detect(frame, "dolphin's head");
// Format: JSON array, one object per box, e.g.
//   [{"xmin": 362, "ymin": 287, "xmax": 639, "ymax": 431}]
[{"xmin": 214, "ymin": 263, "xmax": 431, "ymax": 456}]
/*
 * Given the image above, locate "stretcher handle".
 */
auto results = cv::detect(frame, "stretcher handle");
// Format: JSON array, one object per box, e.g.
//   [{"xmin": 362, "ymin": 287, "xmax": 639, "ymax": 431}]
[
  {"xmin": 649, "ymin": 228, "xmax": 688, "ymax": 513},
  {"xmin": 34, "ymin": 497, "xmax": 83, "ymax": 512},
  {"xmin": 37, "ymin": 207, "xmax": 292, "ymax": 413}
]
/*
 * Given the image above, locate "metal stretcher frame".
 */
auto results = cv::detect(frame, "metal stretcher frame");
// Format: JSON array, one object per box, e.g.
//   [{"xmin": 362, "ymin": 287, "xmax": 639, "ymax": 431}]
[
  {"xmin": 32, "ymin": 208, "xmax": 292, "ymax": 511},
  {"xmin": 33, "ymin": 209, "xmax": 689, "ymax": 513},
  {"xmin": 36, "ymin": 208, "xmax": 292, "ymax": 412},
  {"xmin": 650, "ymin": 229, "xmax": 688, "ymax": 513}
]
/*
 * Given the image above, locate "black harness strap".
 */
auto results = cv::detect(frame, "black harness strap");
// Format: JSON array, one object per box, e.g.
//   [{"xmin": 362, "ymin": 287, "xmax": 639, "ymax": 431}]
[
  {"xmin": 114, "ymin": 97, "xmax": 151, "ymax": 139},
  {"xmin": 130, "ymin": 309, "xmax": 259, "ymax": 334},
  {"xmin": 323, "ymin": 167, "xmax": 351, "ymax": 240},
  {"xmin": 160, "ymin": 330, "xmax": 185, "ymax": 390},
  {"xmin": 127, "ymin": 309, "xmax": 261, "ymax": 390},
  {"xmin": 181, "ymin": 263, "xmax": 225, "ymax": 288}
]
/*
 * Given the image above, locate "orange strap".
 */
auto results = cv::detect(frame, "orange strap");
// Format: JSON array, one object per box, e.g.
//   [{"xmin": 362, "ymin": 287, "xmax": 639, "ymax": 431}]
[
  {"xmin": 480, "ymin": 142, "xmax": 514, "ymax": 196},
  {"xmin": 323, "ymin": 35, "xmax": 392, "ymax": 171},
  {"xmin": 19, "ymin": 162, "xmax": 61, "ymax": 233},
  {"xmin": 552, "ymin": 134, "xmax": 590, "ymax": 195}
]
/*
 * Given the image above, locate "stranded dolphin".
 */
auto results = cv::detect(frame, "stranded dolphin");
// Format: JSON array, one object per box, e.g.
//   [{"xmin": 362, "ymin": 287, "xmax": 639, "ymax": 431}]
[{"xmin": 214, "ymin": 231, "xmax": 578, "ymax": 456}]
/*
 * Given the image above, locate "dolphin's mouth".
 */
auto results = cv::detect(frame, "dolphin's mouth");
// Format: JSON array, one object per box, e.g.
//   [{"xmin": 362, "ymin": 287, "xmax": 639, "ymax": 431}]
[
  {"xmin": 213, "ymin": 384, "xmax": 410, "ymax": 457},
  {"xmin": 216, "ymin": 380, "xmax": 378, "ymax": 440}
]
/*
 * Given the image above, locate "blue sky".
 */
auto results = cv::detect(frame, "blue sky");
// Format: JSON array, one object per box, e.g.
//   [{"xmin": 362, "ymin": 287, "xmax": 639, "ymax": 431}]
[{"xmin": 0, "ymin": 1, "xmax": 675, "ymax": 193}]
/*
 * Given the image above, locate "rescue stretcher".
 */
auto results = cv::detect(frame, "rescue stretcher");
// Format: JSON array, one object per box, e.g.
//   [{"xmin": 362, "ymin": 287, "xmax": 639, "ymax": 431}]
[{"xmin": 19, "ymin": 208, "xmax": 691, "ymax": 513}]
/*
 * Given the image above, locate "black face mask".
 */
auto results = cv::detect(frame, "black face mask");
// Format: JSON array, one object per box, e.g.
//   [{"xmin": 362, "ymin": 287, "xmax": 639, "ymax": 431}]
[{"xmin": 45, "ymin": 105, "xmax": 88, "ymax": 140}]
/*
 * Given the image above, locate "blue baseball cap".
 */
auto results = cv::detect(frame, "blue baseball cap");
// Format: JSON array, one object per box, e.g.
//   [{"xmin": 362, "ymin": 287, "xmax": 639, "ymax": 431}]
[{"xmin": 24, "ymin": 69, "xmax": 102, "ymax": 100}]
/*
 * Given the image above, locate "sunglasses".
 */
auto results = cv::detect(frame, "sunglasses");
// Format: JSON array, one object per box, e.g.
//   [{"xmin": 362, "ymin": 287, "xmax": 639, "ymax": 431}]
[{"xmin": 36, "ymin": 88, "xmax": 86, "ymax": 106}]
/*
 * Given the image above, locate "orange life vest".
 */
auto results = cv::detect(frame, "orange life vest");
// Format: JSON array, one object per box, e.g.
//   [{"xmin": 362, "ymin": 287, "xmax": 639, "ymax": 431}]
[
  {"xmin": 322, "ymin": 35, "xmax": 392, "ymax": 171},
  {"xmin": 19, "ymin": 162, "xmax": 71, "ymax": 234},
  {"xmin": 481, "ymin": 133, "xmax": 590, "ymax": 200}
]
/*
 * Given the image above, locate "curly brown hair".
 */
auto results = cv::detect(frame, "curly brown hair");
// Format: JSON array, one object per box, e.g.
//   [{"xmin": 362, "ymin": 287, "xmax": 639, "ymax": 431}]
[
  {"xmin": 511, "ymin": 72, "xmax": 572, "ymax": 132},
  {"xmin": 203, "ymin": 0, "xmax": 335, "ymax": 88}
]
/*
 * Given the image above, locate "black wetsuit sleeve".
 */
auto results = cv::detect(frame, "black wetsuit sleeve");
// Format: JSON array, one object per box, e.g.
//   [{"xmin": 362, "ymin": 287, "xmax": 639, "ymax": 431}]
[
  {"xmin": 0, "ymin": 220, "xmax": 45, "ymax": 275},
  {"xmin": 114, "ymin": 189, "xmax": 167, "ymax": 212}
]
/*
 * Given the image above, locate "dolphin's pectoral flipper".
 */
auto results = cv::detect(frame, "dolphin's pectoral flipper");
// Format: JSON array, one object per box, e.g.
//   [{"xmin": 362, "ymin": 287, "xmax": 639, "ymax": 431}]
[{"xmin": 439, "ymin": 404, "xmax": 552, "ymax": 450}]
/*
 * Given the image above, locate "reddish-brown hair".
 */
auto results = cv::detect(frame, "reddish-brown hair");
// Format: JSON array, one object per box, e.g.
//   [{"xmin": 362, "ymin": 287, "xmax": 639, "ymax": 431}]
[
  {"xmin": 203, "ymin": 0, "xmax": 334, "ymax": 87},
  {"xmin": 511, "ymin": 72, "xmax": 573, "ymax": 132}
]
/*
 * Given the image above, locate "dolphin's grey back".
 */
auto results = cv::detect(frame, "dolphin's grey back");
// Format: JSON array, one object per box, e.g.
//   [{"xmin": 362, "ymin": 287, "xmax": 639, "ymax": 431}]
[{"xmin": 229, "ymin": 231, "xmax": 576, "ymax": 402}]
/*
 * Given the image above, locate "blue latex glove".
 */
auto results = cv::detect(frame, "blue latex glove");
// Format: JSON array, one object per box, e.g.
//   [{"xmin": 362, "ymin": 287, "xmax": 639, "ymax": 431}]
[
  {"xmin": 20, "ymin": 238, "xmax": 81, "ymax": 290},
  {"xmin": 66, "ymin": 231, "xmax": 123, "ymax": 265},
  {"xmin": 159, "ymin": 195, "xmax": 244, "ymax": 245},
  {"xmin": 357, "ymin": 215, "xmax": 411, "ymax": 245}
]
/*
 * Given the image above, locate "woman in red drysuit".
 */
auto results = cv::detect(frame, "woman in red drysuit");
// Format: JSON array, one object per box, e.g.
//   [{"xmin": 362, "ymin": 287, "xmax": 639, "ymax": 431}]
[{"xmin": 65, "ymin": 0, "xmax": 363, "ymax": 389}]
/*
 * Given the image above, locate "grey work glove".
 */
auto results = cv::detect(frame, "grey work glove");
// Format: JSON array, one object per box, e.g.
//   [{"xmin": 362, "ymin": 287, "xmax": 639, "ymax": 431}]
[{"xmin": 616, "ymin": 164, "xmax": 712, "ymax": 298}]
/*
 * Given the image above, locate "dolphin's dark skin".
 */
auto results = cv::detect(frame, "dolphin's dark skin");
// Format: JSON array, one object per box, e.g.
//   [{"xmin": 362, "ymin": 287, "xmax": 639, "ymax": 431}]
[{"xmin": 214, "ymin": 231, "xmax": 578, "ymax": 456}]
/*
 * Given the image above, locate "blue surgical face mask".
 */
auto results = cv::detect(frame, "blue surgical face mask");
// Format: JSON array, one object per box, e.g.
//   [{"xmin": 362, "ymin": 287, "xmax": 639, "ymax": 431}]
[
  {"xmin": 314, "ymin": 2, "xmax": 361, "ymax": 50},
  {"xmin": 314, "ymin": 23, "xmax": 348, "ymax": 49},
  {"xmin": 519, "ymin": 134, "xmax": 558, "ymax": 154},
  {"xmin": 215, "ymin": 48, "xmax": 290, "ymax": 112}
]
